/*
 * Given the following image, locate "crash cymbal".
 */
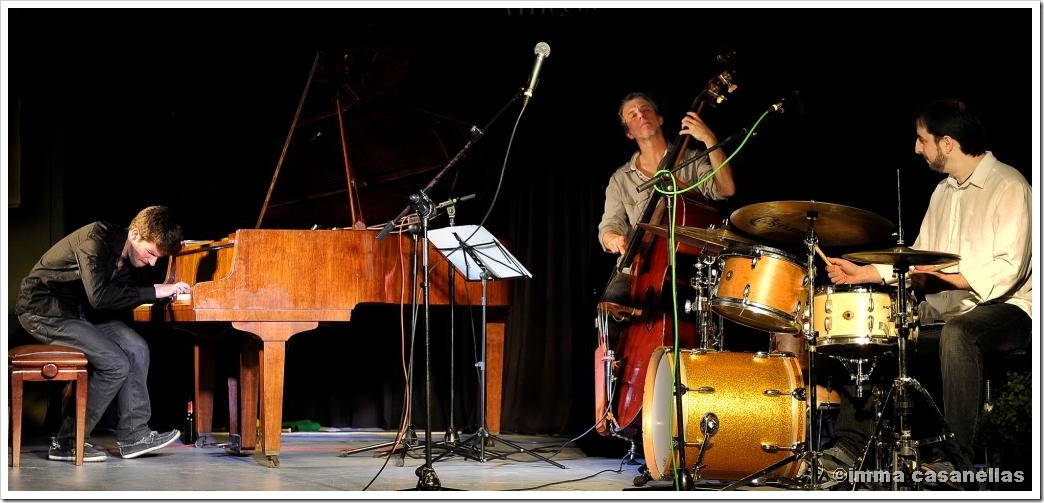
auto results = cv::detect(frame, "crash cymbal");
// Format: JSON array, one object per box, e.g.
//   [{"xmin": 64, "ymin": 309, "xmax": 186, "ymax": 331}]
[
  {"xmin": 729, "ymin": 200, "xmax": 894, "ymax": 246},
  {"xmin": 638, "ymin": 223, "xmax": 755, "ymax": 250},
  {"xmin": 844, "ymin": 246, "xmax": 961, "ymax": 266}
]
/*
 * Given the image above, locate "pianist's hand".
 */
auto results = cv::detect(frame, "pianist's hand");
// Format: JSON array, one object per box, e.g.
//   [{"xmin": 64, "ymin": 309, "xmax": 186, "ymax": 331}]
[{"xmin": 155, "ymin": 281, "xmax": 191, "ymax": 300}]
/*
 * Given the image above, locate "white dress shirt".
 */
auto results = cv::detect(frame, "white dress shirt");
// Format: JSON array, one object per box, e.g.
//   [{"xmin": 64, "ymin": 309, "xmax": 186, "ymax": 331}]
[{"xmin": 875, "ymin": 152, "xmax": 1033, "ymax": 324}]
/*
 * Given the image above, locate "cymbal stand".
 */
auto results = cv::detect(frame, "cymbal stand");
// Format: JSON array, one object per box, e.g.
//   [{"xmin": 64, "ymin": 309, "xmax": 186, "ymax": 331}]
[
  {"xmin": 846, "ymin": 264, "xmax": 957, "ymax": 491},
  {"xmin": 840, "ymin": 167, "xmax": 962, "ymax": 490},
  {"xmin": 721, "ymin": 211, "xmax": 826, "ymax": 491}
]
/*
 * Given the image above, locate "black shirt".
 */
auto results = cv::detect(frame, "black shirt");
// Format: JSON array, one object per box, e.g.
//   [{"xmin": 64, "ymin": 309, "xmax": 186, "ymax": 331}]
[{"xmin": 16, "ymin": 222, "xmax": 159, "ymax": 320}]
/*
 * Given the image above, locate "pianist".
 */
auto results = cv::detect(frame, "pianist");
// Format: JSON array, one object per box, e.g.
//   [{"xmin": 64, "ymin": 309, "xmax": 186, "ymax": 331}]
[{"xmin": 15, "ymin": 205, "xmax": 190, "ymax": 462}]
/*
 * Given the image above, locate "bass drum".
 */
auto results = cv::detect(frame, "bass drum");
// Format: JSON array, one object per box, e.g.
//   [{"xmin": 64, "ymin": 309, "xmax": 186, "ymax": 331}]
[{"xmin": 641, "ymin": 348, "xmax": 807, "ymax": 481}]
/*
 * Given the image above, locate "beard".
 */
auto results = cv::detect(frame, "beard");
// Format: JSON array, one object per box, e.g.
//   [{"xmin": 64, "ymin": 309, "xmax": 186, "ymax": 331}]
[{"xmin": 925, "ymin": 150, "xmax": 948, "ymax": 173}]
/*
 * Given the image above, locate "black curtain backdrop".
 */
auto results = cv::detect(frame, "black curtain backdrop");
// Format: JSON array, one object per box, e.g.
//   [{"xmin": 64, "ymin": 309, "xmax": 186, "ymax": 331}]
[{"xmin": 7, "ymin": 6, "xmax": 1035, "ymax": 449}]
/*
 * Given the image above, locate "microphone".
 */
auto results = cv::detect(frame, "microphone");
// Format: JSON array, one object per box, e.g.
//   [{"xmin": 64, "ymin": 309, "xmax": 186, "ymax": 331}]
[
  {"xmin": 768, "ymin": 91, "xmax": 806, "ymax": 117},
  {"xmin": 523, "ymin": 42, "xmax": 551, "ymax": 105},
  {"xmin": 435, "ymin": 193, "xmax": 476, "ymax": 210}
]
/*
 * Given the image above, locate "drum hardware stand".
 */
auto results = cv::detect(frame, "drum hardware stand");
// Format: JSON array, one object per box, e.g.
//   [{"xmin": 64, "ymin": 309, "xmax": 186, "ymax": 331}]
[
  {"xmin": 829, "ymin": 355, "xmax": 880, "ymax": 399},
  {"xmin": 839, "ymin": 167, "xmax": 964, "ymax": 490},
  {"xmin": 684, "ymin": 253, "xmax": 723, "ymax": 352},
  {"xmin": 721, "ymin": 212, "xmax": 829, "ymax": 491},
  {"xmin": 845, "ymin": 265, "xmax": 958, "ymax": 491},
  {"xmin": 637, "ymin": 411, "xmax": 719, "ymax": 490},
  {"xmin": 689, "ymin": 413, "xmax": 719, "ymax": 482}
]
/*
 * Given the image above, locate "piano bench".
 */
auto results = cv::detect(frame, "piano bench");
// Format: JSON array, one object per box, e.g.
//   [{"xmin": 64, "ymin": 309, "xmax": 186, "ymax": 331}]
[{"xmin": 8, "ymin": 344, "xmax": 89, "ymax": 467}]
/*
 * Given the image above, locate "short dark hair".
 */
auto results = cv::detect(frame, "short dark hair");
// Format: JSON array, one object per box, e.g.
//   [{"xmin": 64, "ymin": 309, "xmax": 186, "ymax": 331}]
[
  {"xmin": 129, "ymin": 206, "xmax": 184, "ymax": 255},
  {"xmin": 914, "ymin": 98, "xmax": 988, "ymax": 156},
  {"xmin": 618, "ymin": 92, "xmax": 661, "ymax": 126}
]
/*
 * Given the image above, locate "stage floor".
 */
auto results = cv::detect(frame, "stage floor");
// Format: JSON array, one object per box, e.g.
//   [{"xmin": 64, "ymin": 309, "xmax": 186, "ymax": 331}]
[{"xmin": 5, "ymin": 430, "xmax": 1029, "ymax": 496}]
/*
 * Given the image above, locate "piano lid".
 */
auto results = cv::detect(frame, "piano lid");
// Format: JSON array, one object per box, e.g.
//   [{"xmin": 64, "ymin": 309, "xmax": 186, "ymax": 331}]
[{"xmin": 257, "ymin": 46, "xmax": 481, "ymax": 231}]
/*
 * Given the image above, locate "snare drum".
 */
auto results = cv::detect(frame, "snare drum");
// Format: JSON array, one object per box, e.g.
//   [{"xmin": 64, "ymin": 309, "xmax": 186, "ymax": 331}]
[
  {"xmin": 641, "ymin": 348, "xmax": 806, "ymax": 481},
  {"xmin": 711, "ymin": 244, "xmax": 808, "ymax": 333},
  {"xmin": 812, "ymin": 284, "xmax": 899, "ymax": 356}
]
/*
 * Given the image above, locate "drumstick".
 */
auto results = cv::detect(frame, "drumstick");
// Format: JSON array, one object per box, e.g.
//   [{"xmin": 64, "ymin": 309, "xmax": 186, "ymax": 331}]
[
  {"xmin": 814, "ymin": 245, "xmax": 832, "ymax": 265},
  {"xmin": 884, "ymin": 261, "xmax": 960, "ymax": 285}
]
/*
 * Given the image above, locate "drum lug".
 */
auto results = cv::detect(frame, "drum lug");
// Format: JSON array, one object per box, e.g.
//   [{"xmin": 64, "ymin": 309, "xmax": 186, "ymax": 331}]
[
  {"xmin": 794, "ymin": 387, "xmax": 807, "ymax": 401},
  {"xmin": 760, "ymin": 442, "xmax": 801, "ymax": 454},
  {"xmin": 763, "ymin": 388, "xmax": 803, "ymax": 399}
]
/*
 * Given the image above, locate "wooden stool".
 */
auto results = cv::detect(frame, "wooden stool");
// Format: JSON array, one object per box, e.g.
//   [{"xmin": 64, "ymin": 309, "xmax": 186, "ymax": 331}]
[{"xmin": 9, "ymin": 344, "xmax": 88, "ymax": 466}]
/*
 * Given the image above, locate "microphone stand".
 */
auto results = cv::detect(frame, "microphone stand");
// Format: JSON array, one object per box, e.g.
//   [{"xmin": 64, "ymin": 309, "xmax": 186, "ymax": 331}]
[
  {"xmin": 338, "ymin": 218, "xmax": 423, "ymax": 459},
  {"xmin": 443, "ymin": 202, "xmax": 460, "ymax": 446},
  {"xmin": 374, "ymin": 89, "xmax": 525, "ymax": 491},
  {"xmin": 635, "ymin": 128, "xmax": 747, "ymax": 194},
  {"xmin": 425, "ymin": 194, "xmax": 476, "ymax": 459}
]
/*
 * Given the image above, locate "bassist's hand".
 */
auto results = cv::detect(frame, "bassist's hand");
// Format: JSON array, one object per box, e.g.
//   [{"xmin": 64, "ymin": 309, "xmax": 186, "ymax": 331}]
[{"xmin": 604, "ymin": 233, "xmax": 627, "ymax": 255}]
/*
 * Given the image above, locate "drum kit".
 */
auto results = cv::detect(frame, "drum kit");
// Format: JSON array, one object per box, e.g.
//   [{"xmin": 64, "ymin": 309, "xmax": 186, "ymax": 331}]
[{"xmin": 597, "ymin": 199, "xmax": 963, "ymax": 491}]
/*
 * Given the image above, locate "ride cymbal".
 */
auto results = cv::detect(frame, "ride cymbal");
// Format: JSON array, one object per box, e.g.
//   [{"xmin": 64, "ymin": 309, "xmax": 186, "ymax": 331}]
[
  {"xmin": 844, "ymin": 246, "xmax": 961, "ymax": 266},
  {"xmin": 729, "ymin": 200, "xmax": 894, "ymax": 246}
]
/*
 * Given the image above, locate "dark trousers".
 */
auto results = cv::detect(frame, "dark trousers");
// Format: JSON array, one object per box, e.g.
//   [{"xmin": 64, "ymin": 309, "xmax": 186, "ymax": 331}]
[
  {"xmin": 828, "ymin": 302, "xmax": 1031, "ymax": 468},
  {"xmin": 17, "ymin": 313, "xmax": 154, "ymax": 444}
]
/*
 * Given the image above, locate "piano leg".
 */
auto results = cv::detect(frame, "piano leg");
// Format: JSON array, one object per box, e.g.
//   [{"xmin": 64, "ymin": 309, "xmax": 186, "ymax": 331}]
[
  {"xmin": 194, "ymin": 334, "xmax": 217, "ymax": 436},
  {"xmin": 172, "ymin": 326, "xmax": 222, "ymax": 442},
  {"xmin": 232, "ymin": 321, "xmax": 317, "ymax": 468},
  {"xmin": 239, "ymin": 338, "xmax": 260, "ymax": 451},
  {"xmin": 485, "ymin": 321, "xmax": 505, "ymax": 435}
]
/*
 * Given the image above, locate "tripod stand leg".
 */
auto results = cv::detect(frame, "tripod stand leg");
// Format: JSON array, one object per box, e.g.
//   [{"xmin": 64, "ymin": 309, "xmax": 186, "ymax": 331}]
[
  {"xmin": 339, "ymin": 434, "xmax": 420, "ymax": 458},
  {"xmin": 454, "ymin": 428, "xmax": 567, "ymax": 468}
]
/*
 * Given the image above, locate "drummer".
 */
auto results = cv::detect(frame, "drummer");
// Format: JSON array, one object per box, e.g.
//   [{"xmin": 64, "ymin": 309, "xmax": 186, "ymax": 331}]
[
  {"xmin": 820, "ymin": 98, "xmax": 1032, "ymax": 487},
  {"xmin": 597, "ymin": 91, "xmax": 736, "ymax": 334}
]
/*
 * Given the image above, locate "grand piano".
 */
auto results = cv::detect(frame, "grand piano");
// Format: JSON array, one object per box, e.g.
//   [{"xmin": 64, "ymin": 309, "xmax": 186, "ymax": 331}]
[
  {"xmin": 134, "ymin": 228, "xmax": 511, "ymax": 466},
  {"xmin": 133, "ymin": 48, "xmax": 520, "ymax": 467}
]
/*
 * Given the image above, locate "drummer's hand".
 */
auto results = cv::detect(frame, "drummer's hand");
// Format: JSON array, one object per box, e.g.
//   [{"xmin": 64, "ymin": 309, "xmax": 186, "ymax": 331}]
[
  {"xmin": 824, "ymin": 257, "xmax": 863, "ymax": 285},
  {"xmin": 909, "ymin": 269, "xmax": 968, "ymax": 296},
  {"xmin": 680, "ymin": 112, "xmax": 715, "ymax": 145},
  {"xmin": 604, "ymin": 233, "xmax": 627, "ymax": 255}
]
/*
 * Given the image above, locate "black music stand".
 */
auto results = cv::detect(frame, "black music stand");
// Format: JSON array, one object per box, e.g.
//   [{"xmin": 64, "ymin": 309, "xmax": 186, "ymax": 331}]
[{"xmin": 427, "ymin": 225, "xmax": 562, "ymax": 468}]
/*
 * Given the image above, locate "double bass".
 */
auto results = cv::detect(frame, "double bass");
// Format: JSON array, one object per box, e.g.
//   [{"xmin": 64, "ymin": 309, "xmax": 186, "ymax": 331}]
[{"xmin": 595, "ymin": 56, "xmax": 739, "ymax": 439}]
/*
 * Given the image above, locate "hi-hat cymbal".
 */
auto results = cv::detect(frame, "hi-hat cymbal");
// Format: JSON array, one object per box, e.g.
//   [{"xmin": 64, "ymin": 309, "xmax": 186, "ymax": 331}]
[
  {"xmin": 730, "ymin": 200, "xmax": 894, "ymax": 246},
  {"xmin": 637, "ymin": 223, "xmax": 756, "ymax": 250},
  {"xmin": 844, "ymin": 246, "xmax": 961, "ymax": 266}
]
